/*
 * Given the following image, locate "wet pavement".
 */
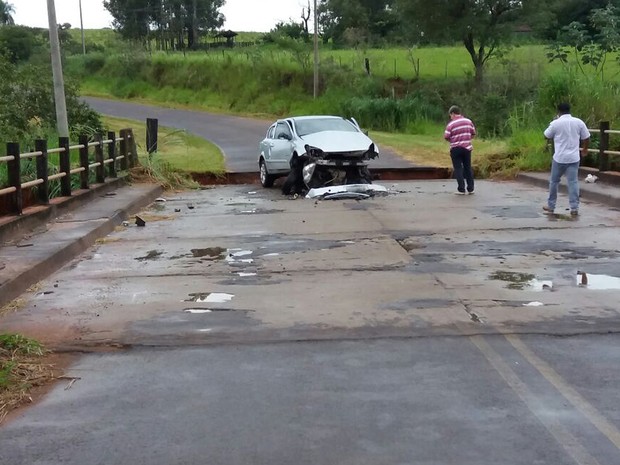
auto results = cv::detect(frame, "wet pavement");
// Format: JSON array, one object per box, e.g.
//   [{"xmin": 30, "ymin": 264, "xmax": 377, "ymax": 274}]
[{"xmin": 2, "ymin": 179, "xmax": 620, "ymax": 464}]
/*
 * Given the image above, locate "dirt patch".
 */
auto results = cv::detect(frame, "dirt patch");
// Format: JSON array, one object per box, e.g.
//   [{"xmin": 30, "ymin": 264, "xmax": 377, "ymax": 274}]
[{"xmin": 1, "ymin": 338, "xmax": 75, "ymax": 425}]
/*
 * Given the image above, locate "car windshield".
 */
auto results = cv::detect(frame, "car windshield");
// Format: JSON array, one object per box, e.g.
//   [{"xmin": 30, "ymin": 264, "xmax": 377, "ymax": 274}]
[{"xmin": 295, "ymin": 118, "xmax": 357, "ymax": 137}]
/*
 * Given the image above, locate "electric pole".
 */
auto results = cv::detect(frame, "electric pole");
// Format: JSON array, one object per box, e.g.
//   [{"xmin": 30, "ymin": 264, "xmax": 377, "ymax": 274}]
[
  {"xmin": 47, "ymin": 0, "xmax": 69, "ymax": 137},
  {"xmin": 313, "ymin": 0, "xmax": 319, "ymax": 99},
  {"xmin": 79, "ymin": 0, "xmax": 86, "ymax": 55}
]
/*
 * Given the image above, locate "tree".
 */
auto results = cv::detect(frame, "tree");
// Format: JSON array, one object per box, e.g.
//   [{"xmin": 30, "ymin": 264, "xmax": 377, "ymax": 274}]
[
  {"xmin": 318, "ymin": 0, "xmax": 397, "ymax": 45},
  {"xmin": 0, "ymin": 0, "xmax": 14, "ymax": 26},
  {"xmin": 547, "ymin": 4, "xmax": 620, "ymax": 80},
  {"xmin": 103, "ymin": 0, "xmax": 224, "ymax": 49},
  {"xmin": 395, "ymin": 0, "xmax": 548, "ymax": 84}
]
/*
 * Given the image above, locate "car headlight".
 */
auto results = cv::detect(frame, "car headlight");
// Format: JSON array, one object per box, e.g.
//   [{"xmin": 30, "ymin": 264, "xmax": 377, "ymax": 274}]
[
  {"xmin": 365, "ymin": 143, "xmax": 379, "ymax": 159},
  {"xmin": 304, "ymin": 145, "xmax": 324, "ymax": 158},
  {"xmin": 302, "ymin": 163, "xmax": 317, "ymax": 184}
]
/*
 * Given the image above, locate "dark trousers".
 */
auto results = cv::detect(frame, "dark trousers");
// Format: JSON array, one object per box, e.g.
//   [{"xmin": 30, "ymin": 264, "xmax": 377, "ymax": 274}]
[{"xmin": 450, "ymin": 146, "xmax": 474, "ymax": 193}]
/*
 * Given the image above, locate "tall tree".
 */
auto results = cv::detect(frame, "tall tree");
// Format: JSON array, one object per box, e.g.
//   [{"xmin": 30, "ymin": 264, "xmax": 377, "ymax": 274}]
[
  {"xmin": 103, "ymin": 0, "xmax": 224, "ymax": 49},
  {"xmin": 319, "ymin": 0, "xmax": 397, "ymax": 45},
  {"xmin": 0, "ymin": 0, "xmax": 15, "ymax": 26},
  {"xmin": 395, "ymin": 0, "xmax": 548, "ymax": 84}
]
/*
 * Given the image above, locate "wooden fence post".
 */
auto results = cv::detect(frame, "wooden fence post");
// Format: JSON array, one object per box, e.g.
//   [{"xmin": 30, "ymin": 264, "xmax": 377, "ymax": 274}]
[
  {"xmin": 95, "ymin": 133, "xmax": 105, "ymax": 183},
  {"xmin": 107, "ymin": 131, "xmax": 117, "ymax": 178},
  {"xmin": 79, "ymin": 134, "xmax": 90, "ymax": 189},
  {"xmin": 7, "ymin": 142, "xmax": 22, "ymax": 215},
  {"xmin": 119, "ymin": 129, "xmax": 129, "ymax": 171},
  {"xmin": 35, "ymin": 139, "xmax": 49, "ymax": 204},
  {"xmin": 58, "ymin": 137, "xmax": 72, "ymax": 196},
  {"xmin": 599, "ymin": 121, "xmax": 610, "ymax": 172},
  {"xmin": 127, "ymin": 129, "xmax": 138, "ymax": 168},
  {"xmin": 146, "ymin": 118, "xmax": 158, "ymax": 154}
]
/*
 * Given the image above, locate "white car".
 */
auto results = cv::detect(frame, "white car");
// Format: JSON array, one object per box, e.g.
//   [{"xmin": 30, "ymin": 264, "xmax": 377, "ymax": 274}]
[{"xmin": 258, "ymin": 115, "xmax": 379, "ymax": 191}]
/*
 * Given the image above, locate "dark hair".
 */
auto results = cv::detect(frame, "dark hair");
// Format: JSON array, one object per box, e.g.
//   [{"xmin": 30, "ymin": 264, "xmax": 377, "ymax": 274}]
[
  {"xmin": 557, "ymin": 102, "xmax": 571, "ymax": 114},
  {"xmin": 448, "ymin": 105, "xmax": 461, "ymax": 115}
]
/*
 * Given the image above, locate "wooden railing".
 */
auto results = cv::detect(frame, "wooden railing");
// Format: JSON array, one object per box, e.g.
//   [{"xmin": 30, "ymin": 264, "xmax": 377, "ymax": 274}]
[
  {"xmin": 0, "ymin": 129, "xmax": 138, "ymax": 216},
  {"xmin": 586, "ymin": 121, "xmax": 620, "ymax": 172}
]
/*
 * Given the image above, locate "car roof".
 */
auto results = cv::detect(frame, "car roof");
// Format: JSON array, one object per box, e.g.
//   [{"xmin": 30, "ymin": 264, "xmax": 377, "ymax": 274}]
[{"xmin": 280, "ymin": 115, "xmax": 346, "ymax": 122}]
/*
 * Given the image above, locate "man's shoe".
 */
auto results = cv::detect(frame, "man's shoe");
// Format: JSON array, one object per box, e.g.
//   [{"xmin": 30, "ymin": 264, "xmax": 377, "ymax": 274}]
[
  {"xmin": 455, "ymin": 191, "xmax": 466, "ymax": 195},
  {"xmin": 542, "ymin": 205, "xmax": 554, "ymax": 213},
  {"xmin": 467, "ymin": 191, "xmax": 475, "ymax": 195},
  {"xmin": 570, "ymin": 210, "xmax": 579, "ymax": 217}
]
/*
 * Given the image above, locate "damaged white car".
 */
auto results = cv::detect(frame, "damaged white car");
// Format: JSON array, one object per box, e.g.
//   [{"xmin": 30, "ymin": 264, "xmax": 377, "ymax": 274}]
[{"xmin": 258, "ymin": 115, "xmax": 379, "ymax": 194}]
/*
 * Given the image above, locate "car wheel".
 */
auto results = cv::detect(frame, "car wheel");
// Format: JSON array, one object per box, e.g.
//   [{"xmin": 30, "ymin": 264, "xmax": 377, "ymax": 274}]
[{"xmin": 259, "ymin": 159, "xmax": 275, "ymax": 188}]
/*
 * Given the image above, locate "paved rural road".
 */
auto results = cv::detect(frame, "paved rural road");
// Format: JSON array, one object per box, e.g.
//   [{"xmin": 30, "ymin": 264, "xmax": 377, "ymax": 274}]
[
  {"xmin": 2, "ymin": 180, "xmax": 620, "ymax": 464},
  {"xmin": 84, "ymin": 97, "xmax": 414, "ymax": 172}
]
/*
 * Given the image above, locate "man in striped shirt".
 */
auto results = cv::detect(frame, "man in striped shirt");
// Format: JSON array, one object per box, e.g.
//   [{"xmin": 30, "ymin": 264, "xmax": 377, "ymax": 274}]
[{"xmin": 444, "ymin": 105, "xmax": 477, "ymax": 195}]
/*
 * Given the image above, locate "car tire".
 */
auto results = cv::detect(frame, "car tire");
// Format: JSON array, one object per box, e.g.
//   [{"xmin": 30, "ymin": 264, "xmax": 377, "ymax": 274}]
[{"xmin": 259, "ymin": 159, "xmax": 275, "ymax": 188}]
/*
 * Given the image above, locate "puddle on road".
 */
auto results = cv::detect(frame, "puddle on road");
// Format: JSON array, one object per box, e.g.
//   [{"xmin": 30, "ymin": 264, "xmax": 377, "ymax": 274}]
[
  {"xmin": 135, "ymin": 250, "xmax": 164, "ymax": 261},
  {"xmin": 185, "ymin": 292, "xmax": 235, "ymax": 303},
  {"xmin": 489, "ymin": 271, "xmax": 553, "ymax": 291},
  {"xmin": 184, "ymin": 308, "xmax": 234, "ymax": 313},
  {"xmin": 576, "ymin": 272, "xmax": 620, "ymax": 290},
  {"xmin": 191, "ymin": 247, "xmax": 227, "ymax": 259}
]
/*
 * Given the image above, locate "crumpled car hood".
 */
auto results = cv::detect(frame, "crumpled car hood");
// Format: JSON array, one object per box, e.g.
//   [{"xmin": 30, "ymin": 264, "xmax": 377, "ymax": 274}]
[{"xmin": 300, "ymin": 131, "xmax": 374, "ymax": 153}]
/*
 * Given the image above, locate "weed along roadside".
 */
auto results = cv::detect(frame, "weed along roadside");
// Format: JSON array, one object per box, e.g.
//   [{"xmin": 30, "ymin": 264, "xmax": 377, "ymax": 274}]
[{"xmin": 0, "ymin": 334, "xmax": 64, "ymax": 424}]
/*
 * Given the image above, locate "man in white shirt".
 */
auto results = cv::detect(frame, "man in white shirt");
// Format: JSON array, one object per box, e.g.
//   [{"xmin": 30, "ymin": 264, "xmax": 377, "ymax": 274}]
[{"xmin": 543, "ymin": 102, "xmax": 590, "ymax": 216}]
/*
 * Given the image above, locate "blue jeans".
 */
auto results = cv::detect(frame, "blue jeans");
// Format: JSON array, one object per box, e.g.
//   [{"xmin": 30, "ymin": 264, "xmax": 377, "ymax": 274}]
[
  {"xmin": 547, "ymin": 160, "xmax": 580, "ymax": 211},
  {"xmin": 450, "ymin": 147, "xmax": 474, "ymax": 193}
]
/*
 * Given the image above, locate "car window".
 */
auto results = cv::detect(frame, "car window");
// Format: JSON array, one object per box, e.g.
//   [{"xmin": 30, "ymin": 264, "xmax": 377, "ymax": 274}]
[
  {"xmin": 267, "ymin": 125, "xmax": 276, "ymax": 139},
  {"xmin": 295, "ymin": 118, "xmax": 358, "ymax": 137},
  {"xmin": 275, "ymin": 122, "xmax": 292, "ymax": 139}
]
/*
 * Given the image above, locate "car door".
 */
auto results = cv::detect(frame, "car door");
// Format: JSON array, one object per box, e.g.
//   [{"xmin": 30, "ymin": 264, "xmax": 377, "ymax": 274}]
[
  {"xmin": 269, "ymin": 121, "xmax": 294, "ymax": 171},
  {"xmin": 259, "ymin": 124, "xmax": 277, "ymax": 170}
]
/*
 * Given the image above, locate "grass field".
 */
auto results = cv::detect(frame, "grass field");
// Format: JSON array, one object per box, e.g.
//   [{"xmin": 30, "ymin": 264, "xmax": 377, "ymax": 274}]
[{"xmin": 102, "ymin": 116, "xmax": 225, "ymax": 174}]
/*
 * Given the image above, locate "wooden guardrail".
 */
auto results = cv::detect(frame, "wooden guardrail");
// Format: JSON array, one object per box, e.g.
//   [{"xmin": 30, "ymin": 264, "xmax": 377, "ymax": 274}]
[
  {"xmin": 586, "ymin": 121, "xmax": 620, "ymax": 172},
  {"xmin": 0, "ymin": 129, "xmax": 138, "ymax": 216}
]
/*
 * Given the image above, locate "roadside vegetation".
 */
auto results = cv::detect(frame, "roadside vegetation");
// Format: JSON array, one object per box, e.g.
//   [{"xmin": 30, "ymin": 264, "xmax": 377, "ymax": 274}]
[
  {"xmin": 0, "ymin": 333, "xmax": 56, "ymax": 424},
  {"xmin": 3, "ymin": 0, "xmax": 620, "ymax": 178}
]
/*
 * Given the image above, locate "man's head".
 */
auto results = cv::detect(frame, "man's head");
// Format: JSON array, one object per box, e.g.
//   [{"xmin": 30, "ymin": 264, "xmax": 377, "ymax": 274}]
[
  {"xmin": 449, "ymin": 105, "xmax": 461, "ymax": 116},
  {"xmin": 557, "ymin": 102, "xmax": 571, "ymax": 115}
]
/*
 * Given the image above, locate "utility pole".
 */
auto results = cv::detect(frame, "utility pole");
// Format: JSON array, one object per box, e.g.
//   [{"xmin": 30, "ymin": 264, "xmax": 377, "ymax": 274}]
[
  {"xmin": 313, "ymin": 0, "xmax": 319, "ymax": 99},
  {"xmin": 47, "ymin": 0, "xmax": 69, "ymax": 137},
  {"xmin": 79, "ymin": 0, "xmax": 86, "ymax": 55}
]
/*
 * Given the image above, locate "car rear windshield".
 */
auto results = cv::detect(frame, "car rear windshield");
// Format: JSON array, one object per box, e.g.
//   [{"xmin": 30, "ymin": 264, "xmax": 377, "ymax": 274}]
[{"xmin": 295, "ymin": 118, "xmax": 357, "ymax": 136}]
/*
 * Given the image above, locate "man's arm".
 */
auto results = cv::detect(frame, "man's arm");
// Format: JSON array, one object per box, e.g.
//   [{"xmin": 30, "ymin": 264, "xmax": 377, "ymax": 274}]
[{"xmin": 580, "ymin": 138, "xmax": 590, "ymax": 158}]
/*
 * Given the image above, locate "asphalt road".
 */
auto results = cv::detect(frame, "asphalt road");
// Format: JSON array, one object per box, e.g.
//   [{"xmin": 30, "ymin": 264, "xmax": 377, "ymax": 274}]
[
  {"xmin": 2, "ymin": 180, "xmax": 620, "ymax": 464},
  {"xmin": 84, "ymin": 97, "xmax": 414, "ymax": 172}
]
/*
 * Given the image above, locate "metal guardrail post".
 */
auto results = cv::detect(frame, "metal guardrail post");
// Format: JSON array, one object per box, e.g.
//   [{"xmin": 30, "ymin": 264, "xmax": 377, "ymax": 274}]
[
  {"xmin": 95, "ymin": 134, "xmax": 105, "ymax": 183},
  {"xmin": 599, "ymin": 121, "xmax": 610, "ymax": 172},
  {"xmin": 7, "ymin": 142, "xmax": 22, "ymax": 215},
  {"xmin": 119, "ymin": 129, "xmax": 129, "ymax": 171},
  {"xmin": 79, "ymin": 134, "xmax": 90, "ymax": 189},
  {"xmin": 35, "ymin": 139, "xmax": 50, "ymax": 204},
  {"xmin": 107, "ymin": 131, "xmax": 117, "ymax": 178},
  {"xmin": 58, "ymin": 136, "xmax": 72, "ymax": 196}
]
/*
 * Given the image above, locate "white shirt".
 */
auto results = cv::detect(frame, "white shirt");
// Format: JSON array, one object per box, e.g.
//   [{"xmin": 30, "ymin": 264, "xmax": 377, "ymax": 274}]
[{"xmin": 544, "ymin": 114, "xmax": 590, "ymax": 164}]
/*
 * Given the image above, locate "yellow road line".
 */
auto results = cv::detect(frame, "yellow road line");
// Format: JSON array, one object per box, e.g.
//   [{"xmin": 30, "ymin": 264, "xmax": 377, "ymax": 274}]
[
  {"xmin": 506, "ymin": 334, "xmax": 620, "ymax": 451},
  {"xmin": 469, "ymin": 335, "xmax": 601, "ymax": 465}
]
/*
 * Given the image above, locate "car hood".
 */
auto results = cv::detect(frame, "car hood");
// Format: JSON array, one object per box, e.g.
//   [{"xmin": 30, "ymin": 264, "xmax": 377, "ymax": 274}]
[{"xmin": 300, "ymin": 131, "xmax": 374, "ymax": 153}]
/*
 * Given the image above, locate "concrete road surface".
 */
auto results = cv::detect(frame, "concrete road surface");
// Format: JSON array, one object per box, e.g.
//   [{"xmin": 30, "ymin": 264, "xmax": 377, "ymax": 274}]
[
  {"xmin": 2, "ymin": 180, "xmax": 620, "ymax": 464},
  {"xmin": 84, "ymin": 97, "xmax": 415, "ymax": 172}
]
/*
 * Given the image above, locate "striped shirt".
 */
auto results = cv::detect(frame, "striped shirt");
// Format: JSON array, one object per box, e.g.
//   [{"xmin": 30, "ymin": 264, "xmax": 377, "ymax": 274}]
[{"xmin": 444, "ymin": 116, "xmax": 476, "ymax": 151}]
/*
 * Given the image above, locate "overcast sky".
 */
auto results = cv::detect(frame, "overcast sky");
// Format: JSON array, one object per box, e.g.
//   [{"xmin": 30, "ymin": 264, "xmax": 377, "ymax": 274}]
[{"xmin": 12, "ymin": 0, "xmax": 308, "ymax": 32}]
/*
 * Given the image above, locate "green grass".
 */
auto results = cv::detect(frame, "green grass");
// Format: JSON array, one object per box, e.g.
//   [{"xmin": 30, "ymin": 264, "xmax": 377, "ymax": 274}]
[
  {"xmin": 372, "ymin": 125, "xmax": 510, "ymax": 173},
  {"xmin": 102, "ymin": 116, "xmax": 225, "ymax": 174}
]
